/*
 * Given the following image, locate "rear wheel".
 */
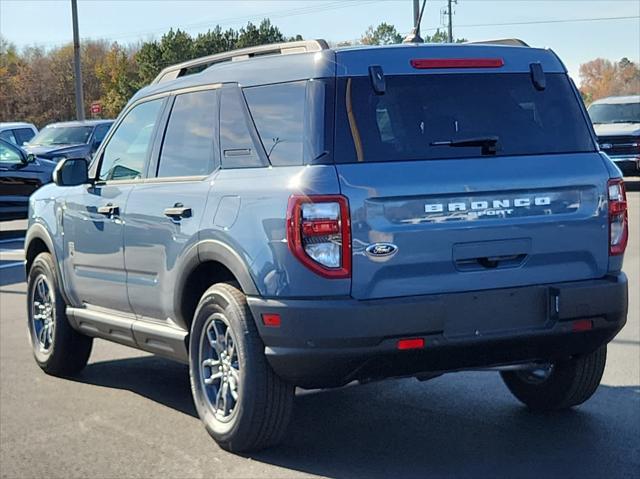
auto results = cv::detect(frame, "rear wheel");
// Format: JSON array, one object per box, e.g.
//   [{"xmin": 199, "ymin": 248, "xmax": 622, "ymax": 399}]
[
  {"xmin": 501, "ymin": 346, "xmax": 607, "ymax": 411},
  {"xmin": 27, "ymin": 252, "xmax": 93, "ymax": 376},
  {"xmin": 189, "ymin": 283, "xmax": 294, "ymax": 452}
]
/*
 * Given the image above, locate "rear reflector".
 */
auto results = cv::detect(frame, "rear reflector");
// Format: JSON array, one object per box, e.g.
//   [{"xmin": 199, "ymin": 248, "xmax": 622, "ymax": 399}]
[
  {"xmin": 572, "ymin": 319, "xmax": 593, "ymax": 332},
  {"xmin": 410, "ymin": 58, "xmax": 504, "ymax": 69},
  {"xmin": 262, "ymin": 314, "xmax": 281, "ymax": 328},
  {"xmin": 397, "ymin": 338, "xmax": 425, "ymax": 350}
]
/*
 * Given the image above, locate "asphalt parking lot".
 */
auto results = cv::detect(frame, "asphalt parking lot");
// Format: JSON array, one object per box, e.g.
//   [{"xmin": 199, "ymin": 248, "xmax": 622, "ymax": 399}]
[{"xmin": 1, "ymin": 187, "xmax": 638, "ymax": 479}]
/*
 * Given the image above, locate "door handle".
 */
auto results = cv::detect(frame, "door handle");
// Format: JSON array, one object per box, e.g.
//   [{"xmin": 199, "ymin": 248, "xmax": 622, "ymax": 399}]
[
  {"xmin": 164, "ymin": 203, "xmax": 192, "ymax": 219},
  {"xmin": 97, "ymin": 203, "xmax": 119, "ymax": 216}
]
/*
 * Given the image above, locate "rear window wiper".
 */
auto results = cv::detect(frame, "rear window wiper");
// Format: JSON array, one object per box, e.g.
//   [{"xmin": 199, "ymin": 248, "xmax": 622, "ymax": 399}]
[{"xmin": 430, "ymin": 136, "xmax": 499, "ymax": 155}]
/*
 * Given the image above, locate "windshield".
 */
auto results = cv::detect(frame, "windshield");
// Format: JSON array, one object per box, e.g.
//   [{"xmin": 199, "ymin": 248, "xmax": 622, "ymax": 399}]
[
  {"xmin": 588, "ymin": 102, "xmax": 640, "ymax": 124},
  {"xmin": 335, "ymin": 73, "xmax": 595, "ymax": 162},
  {"xmin": 28, "ymin": 125, "xmax": 93, "ymax": 146}
]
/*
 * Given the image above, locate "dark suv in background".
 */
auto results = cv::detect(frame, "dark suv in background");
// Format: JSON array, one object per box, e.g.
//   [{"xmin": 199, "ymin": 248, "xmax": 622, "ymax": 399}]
[
  {"xmin": 588, "ymin": 95, "xmax": 640, "ymax": 176},
  {"xmin": 24, "ymin": 119, "xmax": 114, "ymax": 162}
]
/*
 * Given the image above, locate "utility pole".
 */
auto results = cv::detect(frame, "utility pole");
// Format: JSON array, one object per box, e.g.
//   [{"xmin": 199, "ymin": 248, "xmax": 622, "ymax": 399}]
[
  {"xmin": 404, "ymin": 0, "xmax": 425, "ymax": 43},
  {"xmin": 413, "ymin": 0, "xmax": 421, "ymax": 37},
  {"xmin": 71, "ymin": 0, "xmax": 85, "ymax": 120},
  {"xmin": 447, "ymin": 0, "xmax": 453, "ymax": 43}
]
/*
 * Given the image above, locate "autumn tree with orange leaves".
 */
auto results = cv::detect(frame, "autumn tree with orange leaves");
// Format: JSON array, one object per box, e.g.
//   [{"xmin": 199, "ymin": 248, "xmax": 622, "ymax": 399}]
[{"xmin": 579, "ymin": 57, "xmax": 640, "ymax": 105}]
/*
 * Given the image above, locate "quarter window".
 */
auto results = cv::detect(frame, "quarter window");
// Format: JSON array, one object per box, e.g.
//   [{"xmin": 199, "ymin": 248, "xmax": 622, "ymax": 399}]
[
  {"xmin": 157, "ymin": 89, "xmax": 218, "ymax": 178},
  {"xmin": 219, "ymin": 86, "xmax": 264, "ymax": 169},
  {"xmin": 98, "ymin": 99, "xmax": 163, "ymax": 181}
]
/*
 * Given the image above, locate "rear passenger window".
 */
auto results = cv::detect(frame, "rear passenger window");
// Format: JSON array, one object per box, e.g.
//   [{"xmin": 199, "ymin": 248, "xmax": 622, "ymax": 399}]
[
  {"xmin": 157, "ymin": 89, "xmax": 218, "ymax": 178},
  {"xmin": 219, "ymin": 86, "xmax": 265, "ymax": 169},
  {"xmin": 14, "ymin": 128, "xmax": 36, "ymax": 145},
  {"xmin": 243, "ymin": 82, "xmax": 305, "ymax": 166}
]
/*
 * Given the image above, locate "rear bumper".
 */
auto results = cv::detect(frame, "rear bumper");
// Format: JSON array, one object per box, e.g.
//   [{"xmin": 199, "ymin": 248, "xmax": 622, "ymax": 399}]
[{"xmin": 247, "ymin": 274, "xmax": 628, "ymax": 388}]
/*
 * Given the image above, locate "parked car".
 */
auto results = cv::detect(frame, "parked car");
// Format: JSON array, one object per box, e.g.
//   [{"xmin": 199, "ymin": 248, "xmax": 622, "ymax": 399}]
[
  {"xmin": 23, "ymin": 119, "xmax": 114, "ymax": 162},
  {"xmin": 588, "ymin": 95, "xmax": 640, "ymax": 176},
  {"xmin": 0, "ymin": 139, "xmax": 57, "ymax": 221},
  {"xmin": 24, "ymin": 39, "xmax": 628, "ymax": 452},
  {"xmin": 0, "ymin": 122, "xmax": 38, "ymax": 146}
]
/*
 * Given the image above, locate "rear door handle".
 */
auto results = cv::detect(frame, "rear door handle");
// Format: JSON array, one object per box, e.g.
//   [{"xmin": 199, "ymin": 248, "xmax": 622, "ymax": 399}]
[
  {"xmin": 164, "ymin": 203, "xmax": 192, "ymax": 219},
  {"xmin": 97, "ymin": 203, "xmax": 119, "ymax": 216}
]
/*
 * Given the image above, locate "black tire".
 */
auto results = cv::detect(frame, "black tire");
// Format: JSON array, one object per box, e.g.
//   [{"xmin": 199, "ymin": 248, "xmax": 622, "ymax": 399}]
[
  {"xmin": 189, "ymin": 282, "xmax": 294, "ymax": 452},
  {"xmin": 501, "ymin": 346, "xmax": 607, "ymax": 411},
  {"xmin": 27, "ymin": 252, "xmax": 93, "ymax": 376}
]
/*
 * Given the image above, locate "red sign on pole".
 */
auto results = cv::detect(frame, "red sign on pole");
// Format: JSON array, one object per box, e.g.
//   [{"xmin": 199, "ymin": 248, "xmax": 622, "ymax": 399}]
[{"xmin": 90, "ymin": 102, "xmax": 102, "ymax": 115}]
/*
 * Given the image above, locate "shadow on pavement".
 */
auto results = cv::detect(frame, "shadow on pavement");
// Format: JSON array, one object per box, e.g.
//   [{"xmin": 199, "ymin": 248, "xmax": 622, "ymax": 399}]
[{"xmin": 73, "ymin": 355, "xmax": 640, "ymax": 478}]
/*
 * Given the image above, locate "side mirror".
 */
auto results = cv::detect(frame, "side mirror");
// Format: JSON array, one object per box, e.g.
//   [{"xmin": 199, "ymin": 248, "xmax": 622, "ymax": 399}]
[
  {"xmin": 26, "ymin": 153, "xmax": 37, "ymax": 163},
  {"xmin": 53, "ymin": 158, "xmax": 89, "ymax": 187}
]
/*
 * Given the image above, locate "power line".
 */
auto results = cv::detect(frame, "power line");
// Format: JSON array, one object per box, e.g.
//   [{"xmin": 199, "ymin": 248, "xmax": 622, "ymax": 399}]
[
  {"xmin": 429, "ymin": 14, "xmax": 640, "ymax": 32},
  {"xmin": 69, "ymin": 0, "xmax": 383, "ymax": 45}
]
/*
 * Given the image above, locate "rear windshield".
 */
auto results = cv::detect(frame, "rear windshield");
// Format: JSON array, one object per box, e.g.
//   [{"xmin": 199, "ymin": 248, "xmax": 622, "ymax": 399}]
[{"xmin": 334, "ymin": 73, "xmax": 595, "ymax": 163}]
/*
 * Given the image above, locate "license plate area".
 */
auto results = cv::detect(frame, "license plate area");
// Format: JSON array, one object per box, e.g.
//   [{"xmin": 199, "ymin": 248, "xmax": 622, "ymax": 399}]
[{"xmin": 443, "ymin": 287, "xmax": 548, "ymax": 338}]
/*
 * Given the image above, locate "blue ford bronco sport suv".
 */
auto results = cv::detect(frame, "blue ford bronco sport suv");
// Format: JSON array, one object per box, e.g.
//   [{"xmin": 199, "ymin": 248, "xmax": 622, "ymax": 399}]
[{"xmin": 25, "ymin": 39, "xmax": 629, "ymax": 452}]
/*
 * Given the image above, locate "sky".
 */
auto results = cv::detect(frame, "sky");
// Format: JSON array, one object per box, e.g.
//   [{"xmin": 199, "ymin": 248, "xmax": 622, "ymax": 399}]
[{"xmin": 1, "ymin": 0, "xmax": 639, "ymax": 83}]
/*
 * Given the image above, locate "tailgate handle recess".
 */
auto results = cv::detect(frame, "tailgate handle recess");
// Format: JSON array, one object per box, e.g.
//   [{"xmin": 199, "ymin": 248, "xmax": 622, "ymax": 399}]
[{"xmin": 456, "ymin": 254, "xmax": 527, "ymax": 271}]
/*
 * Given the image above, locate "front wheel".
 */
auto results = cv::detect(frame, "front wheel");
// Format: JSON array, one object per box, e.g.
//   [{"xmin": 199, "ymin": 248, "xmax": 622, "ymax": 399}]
[
  {"xmin": 189, "ymin": 283, "xmax": 294, "ymax": 452},
  {"xmin": 501, "ymin": 345, "xmax": 607, "ymax": 411},
  {"xmin": 27, "ymin": 252, "xmax": 93, "ymax": 376}
]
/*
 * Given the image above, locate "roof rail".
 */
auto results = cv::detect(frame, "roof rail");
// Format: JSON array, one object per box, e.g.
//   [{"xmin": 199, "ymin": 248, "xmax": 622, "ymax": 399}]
[
  {"xmin": 151, "ymin": 39, "xmax": 330, "ymax": 85},
  {"xmin": 466, "ymin": 38, "xmax": 530, "ymax": 47}
]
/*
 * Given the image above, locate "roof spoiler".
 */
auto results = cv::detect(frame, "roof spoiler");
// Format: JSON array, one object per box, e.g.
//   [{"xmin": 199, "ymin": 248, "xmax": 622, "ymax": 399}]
[
  {"xmin": 151, "ymin": 39, "xmax": 330, "ymax": 85},
  {"xmin": 466, "ymin": 38, "xmax": 530, "ymax": 47}
]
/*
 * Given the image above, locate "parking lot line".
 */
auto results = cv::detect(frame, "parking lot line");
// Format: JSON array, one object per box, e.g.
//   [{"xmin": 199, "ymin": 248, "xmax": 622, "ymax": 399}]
[
  {"xmin": 0, "ymin": 237, "xmax": 25, "ymax": 245},
  {"xmin": 0, "ymin": 261, "xmax": 24, "ymax": 270}
]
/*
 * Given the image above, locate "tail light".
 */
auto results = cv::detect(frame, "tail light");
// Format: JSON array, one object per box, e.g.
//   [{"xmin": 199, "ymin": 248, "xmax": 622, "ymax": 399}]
[
  {"xmin": 608, "ymin": 178, "xmax": 628, "ymax": 256},
  {"xmin": 287, "ymin": 195, "xmax": 351, "ymax": 278}
]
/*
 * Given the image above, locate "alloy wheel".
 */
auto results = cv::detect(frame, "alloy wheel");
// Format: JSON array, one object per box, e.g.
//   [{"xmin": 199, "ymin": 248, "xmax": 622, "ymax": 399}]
[
  {"xmin": 199, "ymin": 313, "xmax": 240, "ymax": 422},
  {"xmin": 31, "ymin": 274, "xmax": 55, "ymax": 352}
]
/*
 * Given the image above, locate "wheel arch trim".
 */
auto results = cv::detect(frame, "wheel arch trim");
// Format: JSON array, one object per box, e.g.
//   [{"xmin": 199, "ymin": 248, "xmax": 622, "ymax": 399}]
[
  {"xmin": 173, "ymin": 239, "xmax": 259, "ymax": 327},
  {"xmin": 24, "ymin": 223, "xmax": 72, "ymax": 304}
]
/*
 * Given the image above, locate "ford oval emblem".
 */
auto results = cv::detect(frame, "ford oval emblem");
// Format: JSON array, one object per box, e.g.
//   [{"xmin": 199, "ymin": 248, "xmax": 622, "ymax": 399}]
[{"xmin": 366, "ymin": 243, "xmax": 398, "ymax": 260}]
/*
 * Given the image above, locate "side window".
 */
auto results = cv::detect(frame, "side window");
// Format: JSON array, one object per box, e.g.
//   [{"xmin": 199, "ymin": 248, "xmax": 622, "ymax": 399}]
[
  {"xmin": 92, "ymin": 124, "xmax": 111, "ymax": 147},
  {"xmin": 219, "ymin": 86, "xmax": 264, "ymax": 169},
  {"xmin": 157, "ymin": 89, "xmax": 219, "ymax": 178},
  {"xmin": 98, "ymin": 99, "xmax": 163, "ymax": 181},
  {"xmin": 243, "ymin": 81, "xmax": 306, "ymax": 166},
  {"xmin": 0, "ymin": 141, "xmax": 23, "ymax": 164},
  {"xmin": 0, "ymin": 130, "xmax": 17, "ymax": 145},
  {"xmin": 14, "ymin": 128, "xmax": 36, "ymax": 145}
]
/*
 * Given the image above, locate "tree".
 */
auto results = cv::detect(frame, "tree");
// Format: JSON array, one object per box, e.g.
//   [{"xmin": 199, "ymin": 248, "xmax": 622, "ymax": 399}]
[
  {"xmin": 96, "ymin": 42, "xmax": 139, "ymax": 117},
  {"xmin": 0, "ymin": 20, "xmax": 302, "ymax": 125},
  {"xmin": 134, "ymin": 20, "xmax": 300, "ymax": 87},
  {"xmin": 424, "ymin": 28, "xmax": 466, "ymax": 43},
  {"xmin": 361, "ymin": 23, "xmax": 403, "ymax": 45},
  {"xmin": 579, "ymin": 57, "xmax": 640, "ymax": 103}
]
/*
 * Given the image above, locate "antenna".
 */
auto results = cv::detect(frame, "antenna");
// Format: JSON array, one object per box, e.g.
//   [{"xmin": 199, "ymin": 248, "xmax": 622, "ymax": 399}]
[{"xmin": 403, "ymin": 0, "xmax": 427, "ymax": 43}]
